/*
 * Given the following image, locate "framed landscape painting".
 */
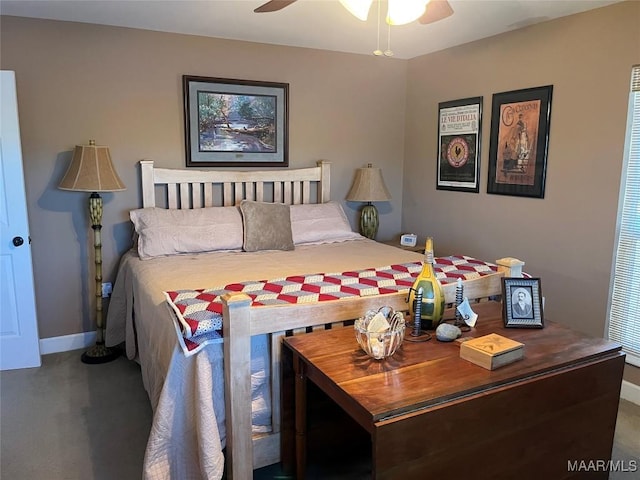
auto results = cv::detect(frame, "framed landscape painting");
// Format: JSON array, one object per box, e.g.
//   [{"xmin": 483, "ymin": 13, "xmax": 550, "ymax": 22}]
[
  {"xmin": 487, "ymin": 85, "xmax": 553, "ymax": 198},
  {"xmin": 183, "ymin": 75, "xmax": 289, "ymax": 167}
]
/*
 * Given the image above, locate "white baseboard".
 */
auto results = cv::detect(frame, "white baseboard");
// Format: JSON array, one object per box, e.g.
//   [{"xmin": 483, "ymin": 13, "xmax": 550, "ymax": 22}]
[
  {"xmin": 621, "ymin": 380, "xmax": 640, "ymax": 406},
  {"xmin": 39, "ymin": 331, "xmax": 96, "ymax": 355}
]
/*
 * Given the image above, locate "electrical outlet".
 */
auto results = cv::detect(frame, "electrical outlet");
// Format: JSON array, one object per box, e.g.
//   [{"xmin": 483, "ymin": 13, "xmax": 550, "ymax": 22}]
[{"xmin": 101, "ymin": 282, "xmax": 113, "ymax": 298}]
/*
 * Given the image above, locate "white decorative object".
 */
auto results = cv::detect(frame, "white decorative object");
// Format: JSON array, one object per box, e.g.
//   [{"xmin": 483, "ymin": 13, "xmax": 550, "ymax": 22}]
[{"xmin": 457, "ymin": 298, "xmax": 478, "ymax": 327}]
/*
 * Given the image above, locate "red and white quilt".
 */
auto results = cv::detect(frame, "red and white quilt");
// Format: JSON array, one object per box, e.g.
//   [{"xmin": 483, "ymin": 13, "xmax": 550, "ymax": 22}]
[{"xmin": 165, "ymin": 255, "xmax": 499, "ymax": 356}]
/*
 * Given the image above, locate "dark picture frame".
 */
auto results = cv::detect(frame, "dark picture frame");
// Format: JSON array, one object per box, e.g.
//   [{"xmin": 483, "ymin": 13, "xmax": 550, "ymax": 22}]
[
  {"xmin": 437, "ymin": 96, "xmax": 482, "ymax": 193},
  {"xmin": 502, "ymin": 277, "xmax": 544, "ymax": 328},
  {"xmin": 487, "ymin": 85, "xmax": 553, "ymax": 198},
  {"xmin": 183, "ymin": 75, "xmax": 289, "ymax": 167}
]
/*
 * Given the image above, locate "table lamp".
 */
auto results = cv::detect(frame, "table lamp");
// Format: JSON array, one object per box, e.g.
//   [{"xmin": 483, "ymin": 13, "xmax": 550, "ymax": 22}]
[
  {"xmin": 346, "ymin": 163, "xmax": 391, "ymax": 239},
  {"xmin": 59, "ymin": 140, "xmax": 126, "ymax": 364}
]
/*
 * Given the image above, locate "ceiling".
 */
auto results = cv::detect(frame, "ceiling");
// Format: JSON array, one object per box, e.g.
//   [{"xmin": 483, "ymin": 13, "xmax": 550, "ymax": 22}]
[{"xmin": 0, "ymin": 0, "xmax": 622, "ymax": 59}]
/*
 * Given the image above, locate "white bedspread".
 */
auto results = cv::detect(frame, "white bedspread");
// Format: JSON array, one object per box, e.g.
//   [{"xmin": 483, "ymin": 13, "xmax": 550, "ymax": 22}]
[{"xmin": 105, "ymin": 238, "xmax": 423, "ymax": 480}]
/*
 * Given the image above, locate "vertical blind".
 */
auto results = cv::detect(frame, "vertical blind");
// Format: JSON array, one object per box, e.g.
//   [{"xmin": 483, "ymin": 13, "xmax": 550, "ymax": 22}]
[{"xmin": 608, "ymin": 64, "xmax": 640, "ymax": 366}]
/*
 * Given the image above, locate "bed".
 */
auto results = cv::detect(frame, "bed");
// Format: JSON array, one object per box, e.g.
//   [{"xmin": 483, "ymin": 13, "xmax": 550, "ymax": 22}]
[{"xmin": 105, "ymin": 160, "xmax": 525, "ymax": 480}]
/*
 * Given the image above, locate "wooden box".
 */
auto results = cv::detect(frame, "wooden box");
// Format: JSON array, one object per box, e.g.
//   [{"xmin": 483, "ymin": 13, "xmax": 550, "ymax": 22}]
[{"xmin": 460, "ymin": 333, "xmax": 524, "ymax": 370}]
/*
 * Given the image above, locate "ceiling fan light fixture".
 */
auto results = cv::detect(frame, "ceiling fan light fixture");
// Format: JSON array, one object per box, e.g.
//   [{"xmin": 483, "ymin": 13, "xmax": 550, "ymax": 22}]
[
  {"xmin": 339, "ymin": 0, "xmax": 374, "ymax": 21},
  {"xmin": 386, "ymin": 0, "xmax": 429, "ymax": 25}
]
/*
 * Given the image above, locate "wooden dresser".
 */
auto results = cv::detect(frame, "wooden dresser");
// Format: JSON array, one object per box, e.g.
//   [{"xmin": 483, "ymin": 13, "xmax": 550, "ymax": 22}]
[{"xmin": 281, "ymin": 301, "xmax": 625, "ymax": 479}]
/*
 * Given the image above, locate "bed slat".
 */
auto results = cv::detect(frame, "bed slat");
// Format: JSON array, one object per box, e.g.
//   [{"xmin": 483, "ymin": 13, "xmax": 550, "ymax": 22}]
[
  {"xmin": 192, "ymin": 184, "xmax": 203, "ymax": 208},
  {"xmin": 293, "ymin": 182, "xmax": 301, "ymax": 205},
  {"xmin": 179, "ymin": 183, "xmax": 189, "ymax": 208},
  {"xmin": 168, "ymin": 185, "xmax": 178, "ymax": 209},
  {"xmin": 235, "ymin": 183, "xmax": 243, "ymax": 204},
  {"xmin": 256, "ymin": 182, "xmax": 264, "ymax": 202},
  {"xmin": 204, "ymin": 183, "xmax": 213, "ymax": 207},
  {"xmin": 283, "ymin": 183, "xmax": 292, "ymax": 205},
  {"xmin": 223, "ymin": 183, "xmax": 233, "ymax": 206},
  {"xmin": 302, "ymin": 181, "xmax": 310, "ymax": 204},
  {"xmin": 274, "ymin": 182, "xmax": 282, "ymax": 203}
]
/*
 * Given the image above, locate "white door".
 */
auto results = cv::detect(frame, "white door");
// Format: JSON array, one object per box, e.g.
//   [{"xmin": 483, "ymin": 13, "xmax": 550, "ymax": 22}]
[{"xmin": 0, "ymin": 70, "xmax": 41, "ymax": 370}]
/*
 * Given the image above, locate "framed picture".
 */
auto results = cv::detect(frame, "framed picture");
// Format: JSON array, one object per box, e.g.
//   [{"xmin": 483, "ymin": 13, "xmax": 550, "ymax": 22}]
[
  {"xmin": 487, "ymin": 85, "xmax": 553, "ymax": 198},
  {"xmin": 502, "ymin": 277, "xmax": 544, "ymax": 328},
  {"xmin": 183, "ymin": 75, "xmax": 289, "ymax": 167},
  {"xmin": 437, "ymin": 96, "xmax": 482, "ymax": 193}
]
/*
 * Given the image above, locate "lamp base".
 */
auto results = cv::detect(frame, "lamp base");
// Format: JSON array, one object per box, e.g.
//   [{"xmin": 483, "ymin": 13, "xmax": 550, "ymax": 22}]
[
  {"xmin": 81, "ymin": 342, "xmax": 120, "ymax": 364},
  {"xmin": 360, "ymin": 203, "xmax": 379, "ymax": 240}
]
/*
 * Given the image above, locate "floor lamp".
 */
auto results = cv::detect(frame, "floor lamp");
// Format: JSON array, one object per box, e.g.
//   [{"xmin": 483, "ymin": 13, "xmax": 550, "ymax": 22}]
[
  {"xmin": 59, "ymin": 140, "xmax": 126, "ymax": 364},
  {"xmin": 346, "ymin": 163, "xmax": 391, "ymax": 240}
]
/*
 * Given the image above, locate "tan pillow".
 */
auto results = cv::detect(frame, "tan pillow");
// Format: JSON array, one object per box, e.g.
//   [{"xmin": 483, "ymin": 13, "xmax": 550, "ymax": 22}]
[
  {"xmin": 290, "ymin": 201, "xmax": 361, "ymax": 245},
  {"xmin": 130, "ymin": 206, "xmax": 243, "ymax": 259},
  {"xmin": 239, "ymin": 200, "xmax": 294, "ymax": 252}
]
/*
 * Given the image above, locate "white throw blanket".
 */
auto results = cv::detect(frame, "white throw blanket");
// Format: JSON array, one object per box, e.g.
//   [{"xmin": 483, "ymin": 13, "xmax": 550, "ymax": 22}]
[{"xmin": 143, "ymin": 345, "xmax": 224, "ymax": 480}]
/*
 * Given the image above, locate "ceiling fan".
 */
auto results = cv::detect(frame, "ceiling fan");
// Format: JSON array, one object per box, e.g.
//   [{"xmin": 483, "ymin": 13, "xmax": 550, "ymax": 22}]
[{"xmin": 254, "ymin": 0, "xmax": 454, "ymax": 26}]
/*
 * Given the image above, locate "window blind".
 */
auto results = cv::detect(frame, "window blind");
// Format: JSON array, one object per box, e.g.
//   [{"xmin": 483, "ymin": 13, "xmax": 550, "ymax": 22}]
[{"xmin": 608, "ymin": 64, "xmax": 640, "ymax": 366}]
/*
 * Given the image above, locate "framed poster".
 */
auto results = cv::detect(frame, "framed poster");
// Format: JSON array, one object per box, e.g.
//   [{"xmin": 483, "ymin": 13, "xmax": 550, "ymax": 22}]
[
  {"xmin": 437, "ymin": 96, "xmax": 482, "ymax": 193},
  {"xmin": 183, "ymin": 75, "xmax": 289, "ymax": 167},
  {"xmin": 487, "ymin": 85, "xmax": 553, "ymax": 198},
  {"xmin": 502, "ymin": 277, "xmax": 544, "ymax": 328}
]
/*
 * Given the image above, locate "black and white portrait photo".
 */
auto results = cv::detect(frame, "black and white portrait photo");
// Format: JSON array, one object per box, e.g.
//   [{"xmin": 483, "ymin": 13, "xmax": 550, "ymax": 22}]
[
  {"xmin": 502, "ymin": 277, "xmax": 544, "ymax": 328},
  {"xmin": 511, "ymin": 287, "xmax": 533, "ymax": 318}
]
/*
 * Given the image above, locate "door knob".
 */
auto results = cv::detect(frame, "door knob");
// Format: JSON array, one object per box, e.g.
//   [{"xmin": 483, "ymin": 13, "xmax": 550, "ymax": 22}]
[{"xmin": 12, "ymin": 236, "xmax": 24, "ymax": 247}]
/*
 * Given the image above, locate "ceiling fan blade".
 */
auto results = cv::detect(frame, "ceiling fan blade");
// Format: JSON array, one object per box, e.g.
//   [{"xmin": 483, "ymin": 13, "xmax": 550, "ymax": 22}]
[
  {"xmin": 254, "ymin": 0, "xmax": 298, "ymax": 13},
  {"xmin": 418, "ymin": 0, "xmax": 454, "ymax": 25}
]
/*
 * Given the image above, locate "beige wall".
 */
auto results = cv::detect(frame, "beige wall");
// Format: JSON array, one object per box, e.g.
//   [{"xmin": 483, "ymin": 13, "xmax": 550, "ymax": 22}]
[
  {"xmin": 0, "ymin": 15, "xmax": 407, "ymax": 338},
  {"xmin": 403, "ymin": 0, "xmax": 640, "ymax": 385},
  {"xmin": 1, "ymin": 2, "xmax": 639, "ymax": 386}
]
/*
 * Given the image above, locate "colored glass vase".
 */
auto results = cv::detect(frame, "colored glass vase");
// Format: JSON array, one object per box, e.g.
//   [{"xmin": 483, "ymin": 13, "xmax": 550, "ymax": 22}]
[{"xmin": 408, "ymin": 237, "xmax": 445, "ymax": 330}]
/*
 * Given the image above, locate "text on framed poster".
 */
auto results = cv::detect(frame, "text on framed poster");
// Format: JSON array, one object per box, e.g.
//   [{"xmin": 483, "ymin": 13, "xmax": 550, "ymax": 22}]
[{"xmin": 437, "ymin": 97, "xmax": 482, "ymax": 193}]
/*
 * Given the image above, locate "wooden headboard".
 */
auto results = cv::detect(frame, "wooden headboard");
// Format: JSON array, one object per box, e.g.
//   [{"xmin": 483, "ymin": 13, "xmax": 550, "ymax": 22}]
[{"xmin": 140, "ymin": 159, "xmax": 331, "ymax": 209}]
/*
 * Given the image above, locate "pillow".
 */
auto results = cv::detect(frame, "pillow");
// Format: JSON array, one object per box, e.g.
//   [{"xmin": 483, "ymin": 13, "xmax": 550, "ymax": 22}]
[
  {"xmin": 130, "ymin": 206, "xmax": 243, "ymax": 259},
  {"xmin": 239, "ymin": 200, "xmax": 294, "ymax": 252},
  {"xmin": 290, "ymin": 201, "xmax": 362, "ymax": 245}
]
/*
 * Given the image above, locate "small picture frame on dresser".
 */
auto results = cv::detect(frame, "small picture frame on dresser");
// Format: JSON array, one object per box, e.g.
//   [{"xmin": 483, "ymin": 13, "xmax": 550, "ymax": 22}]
[{"xmin": 502, "ymin": 277, "xmax": 544, "ymax": 328}]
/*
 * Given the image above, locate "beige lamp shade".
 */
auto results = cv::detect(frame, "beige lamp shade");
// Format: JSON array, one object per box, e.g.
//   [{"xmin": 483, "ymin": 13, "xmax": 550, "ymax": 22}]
[
  {"xmin": 345, "ymin": 163, "xmax": 391, "ymax": 202},
  {"xmin": 59, "ymin": 140, "xmax": 126, "ymax": 192}
]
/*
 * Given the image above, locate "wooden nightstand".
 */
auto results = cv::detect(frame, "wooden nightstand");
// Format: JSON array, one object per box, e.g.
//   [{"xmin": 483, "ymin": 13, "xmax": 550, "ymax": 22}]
[{"xmin": 379, "ymin": 239, "xmax": 424, "ymax": 253}]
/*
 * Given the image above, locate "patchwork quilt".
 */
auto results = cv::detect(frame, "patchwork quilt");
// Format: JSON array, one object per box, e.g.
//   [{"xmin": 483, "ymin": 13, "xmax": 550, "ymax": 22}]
[{"xmin": 165, "ymin": 255, "xmax": 499, "ymax": 356}]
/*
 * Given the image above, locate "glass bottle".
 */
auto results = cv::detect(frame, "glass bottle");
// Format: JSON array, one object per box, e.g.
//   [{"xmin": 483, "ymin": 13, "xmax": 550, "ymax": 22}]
[{"xmin": 408, "ymin": 237, "xmax": 445, "ymax": 330}]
